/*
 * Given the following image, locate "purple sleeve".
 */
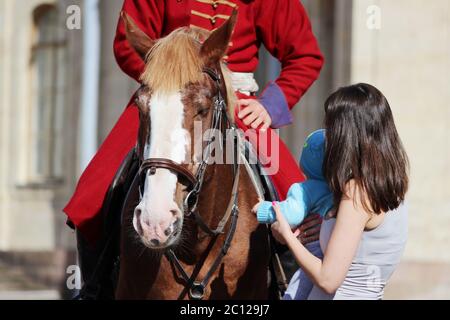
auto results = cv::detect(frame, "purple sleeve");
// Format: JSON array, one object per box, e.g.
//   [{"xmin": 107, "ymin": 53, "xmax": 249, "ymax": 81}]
[{"xmin": 258, "ymin": 82, "xmax": 294, "ymax": 129}]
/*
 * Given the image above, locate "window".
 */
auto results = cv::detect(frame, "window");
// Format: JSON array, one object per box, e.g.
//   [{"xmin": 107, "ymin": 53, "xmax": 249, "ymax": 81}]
[{"xmin": 29, "ymin": 4, "xmax": 66, "ymax": 184}]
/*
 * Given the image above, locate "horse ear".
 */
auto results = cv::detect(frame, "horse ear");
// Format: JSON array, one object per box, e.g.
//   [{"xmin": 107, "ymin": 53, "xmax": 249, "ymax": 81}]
[
  {"xmin": 200, "ymin": 8, "xmax": 237, "ymax": 64},
  {"xmin": 121, "ymin": 11, "xmax": 155, "ymax": 60}
]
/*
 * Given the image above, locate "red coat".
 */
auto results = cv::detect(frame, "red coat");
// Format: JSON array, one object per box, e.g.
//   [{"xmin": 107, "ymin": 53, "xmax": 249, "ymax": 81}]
[{"xmin": 64, "ymin": 0, "xmax": 324, "ymax": 244}]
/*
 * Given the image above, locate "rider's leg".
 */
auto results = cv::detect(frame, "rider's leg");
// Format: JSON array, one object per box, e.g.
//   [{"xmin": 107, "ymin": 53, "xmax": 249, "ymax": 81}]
[
  {"xmin": 73, "ymin": 148, "xmax": 138, "ymax": 299},
  {"xmin": 76, "ymin": 230, "xmax": 102, "ymax": 291},
  {"xmin": 63, "ymin": 105, "xmax": 139, "ymax": 245},
  {"xmin": 76, "ymin": 227, "xmax": 117, "ymax": 300}
]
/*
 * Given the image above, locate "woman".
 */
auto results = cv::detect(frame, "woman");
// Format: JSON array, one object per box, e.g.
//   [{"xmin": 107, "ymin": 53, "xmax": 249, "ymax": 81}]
[{"xmin": 271, "ymin": 83, "xmax": 409, "ymax": 300}]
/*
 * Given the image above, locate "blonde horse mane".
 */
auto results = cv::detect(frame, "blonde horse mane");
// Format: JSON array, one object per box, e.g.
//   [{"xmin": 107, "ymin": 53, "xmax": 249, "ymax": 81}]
[{"xmin": 140, "ymin": 27, "xmax": 236, "ymax": 117}]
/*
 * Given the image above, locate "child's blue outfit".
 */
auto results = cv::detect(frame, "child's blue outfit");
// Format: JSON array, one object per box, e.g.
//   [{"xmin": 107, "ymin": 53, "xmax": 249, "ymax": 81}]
[
  {"xmin": 257, "ymin": 129, "xmax": 333, "ymax": 227},
  {"xmin": 256, "ymin": 129, "xmax": 334, "ymax": 300}
]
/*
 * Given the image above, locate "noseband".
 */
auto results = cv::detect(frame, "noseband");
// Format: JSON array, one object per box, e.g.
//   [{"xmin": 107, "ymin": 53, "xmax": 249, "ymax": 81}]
[
  {"xmin": 137, "ymin": 67, "xmax": 241, "ymax": 300},
  {"xmin": 139, "ymin": 158, "xmax": 196, "ymax": 192}
]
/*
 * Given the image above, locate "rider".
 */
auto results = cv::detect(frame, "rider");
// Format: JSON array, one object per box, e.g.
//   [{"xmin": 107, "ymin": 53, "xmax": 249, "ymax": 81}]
[{"xmin": 64, "ymin": 0, "xmax": 324, "ymax": 298}]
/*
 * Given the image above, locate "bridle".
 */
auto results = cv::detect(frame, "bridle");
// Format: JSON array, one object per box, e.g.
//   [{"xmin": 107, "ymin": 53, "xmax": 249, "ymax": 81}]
[{"xmin": 137, "ymin": 67, "xmax": 241, "ymax": 300}]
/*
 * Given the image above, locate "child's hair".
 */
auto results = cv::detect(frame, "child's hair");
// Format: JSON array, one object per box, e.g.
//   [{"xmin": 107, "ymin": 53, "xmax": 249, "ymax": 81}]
[{"xmin": 323, "ymin": 83, "xmax": 409, "ymax": 214}]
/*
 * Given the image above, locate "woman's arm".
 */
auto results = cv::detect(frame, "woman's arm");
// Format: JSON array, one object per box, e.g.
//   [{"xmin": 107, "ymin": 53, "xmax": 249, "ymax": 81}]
[{"xmin": 272, "ymin": 184, "xmax": 371, "ymax": 294}]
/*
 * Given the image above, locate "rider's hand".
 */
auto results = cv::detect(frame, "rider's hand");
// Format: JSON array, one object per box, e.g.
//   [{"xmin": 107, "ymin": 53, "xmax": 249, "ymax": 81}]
[{"xmin": 237, "ymin": 99, "xmax": 272, "ymax": 132}]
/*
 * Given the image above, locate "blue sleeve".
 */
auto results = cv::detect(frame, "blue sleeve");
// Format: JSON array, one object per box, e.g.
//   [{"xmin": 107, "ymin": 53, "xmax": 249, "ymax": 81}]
[{"xmin": 257, "ymin": 183, "xmax": 310, "ymax": 227}]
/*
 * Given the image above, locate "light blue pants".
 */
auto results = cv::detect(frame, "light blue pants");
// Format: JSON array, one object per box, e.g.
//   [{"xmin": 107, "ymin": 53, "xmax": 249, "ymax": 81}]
[{"xmin": 282, "ymin": 240, "xmax": 323, "ymax": 300}]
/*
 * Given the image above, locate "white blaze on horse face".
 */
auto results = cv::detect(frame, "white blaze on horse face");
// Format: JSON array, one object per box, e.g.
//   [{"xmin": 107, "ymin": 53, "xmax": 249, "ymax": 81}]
[
  {"xmin": 146, "ymin": 92, "xmax": 188, "ymax": 163},
  {"xmin": 134, "ymin": 91, "xmax": 188, "ymax": 244}
]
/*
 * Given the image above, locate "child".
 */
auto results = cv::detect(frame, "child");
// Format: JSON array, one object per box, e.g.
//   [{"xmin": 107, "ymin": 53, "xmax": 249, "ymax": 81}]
[{"xmin": 253, "ymin": 129, "xmax": 333, "ymax": 300}]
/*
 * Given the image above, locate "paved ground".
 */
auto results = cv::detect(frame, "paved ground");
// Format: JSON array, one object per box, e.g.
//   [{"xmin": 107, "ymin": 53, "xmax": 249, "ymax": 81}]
[
  {"xmin": 0, "ymin": 290, "xmax": 60, "ymax": 300},
  {"xmin": 1, "ymin": 258, "xmax": 448, "ymax": 300},
  {"xmin": 384, "ymin": 260, "xmax": 450, "ymax": 300},
  {"xmin": 0, "ymin": 260, "xmax": 60, "ymax": 300}
]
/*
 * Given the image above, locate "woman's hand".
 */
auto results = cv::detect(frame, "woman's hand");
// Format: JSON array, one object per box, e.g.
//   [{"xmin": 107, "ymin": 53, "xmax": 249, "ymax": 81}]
[
  {"xmin": 271, "ymin": 202, "xmax": 299, "ymax": 244},
  {"xmin": 325, "ymin": 209, "xmax": 337, "ymax": 220},
  {"xmin": 237, "ymin": 99, "xmax": 272, "ymax": 132},
  {"xmin": 294, "ymin": 214, "xmax": 323, "ymax": 245}
]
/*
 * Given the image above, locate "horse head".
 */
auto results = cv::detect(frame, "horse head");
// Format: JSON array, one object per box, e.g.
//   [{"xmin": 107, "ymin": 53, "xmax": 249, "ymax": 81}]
[{"xmin": 122, "ymin": 10, "xmax": 237, "ymax": 250}]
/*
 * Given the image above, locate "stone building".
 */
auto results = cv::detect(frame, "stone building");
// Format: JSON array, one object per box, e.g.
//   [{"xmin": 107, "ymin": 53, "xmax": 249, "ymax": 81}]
[{"xmin": 0, "ymin": 0, "xmax": 449, "ymax": 299}]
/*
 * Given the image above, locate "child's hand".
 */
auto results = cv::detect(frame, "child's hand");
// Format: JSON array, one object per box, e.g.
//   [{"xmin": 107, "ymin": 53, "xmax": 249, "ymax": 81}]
[{"xmin": 251, "ymin": 198, "xmax": 264, "ymax": 216}]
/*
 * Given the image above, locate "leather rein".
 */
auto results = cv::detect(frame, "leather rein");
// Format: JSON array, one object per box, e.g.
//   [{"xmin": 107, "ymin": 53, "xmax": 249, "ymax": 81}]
[{"xmin": 137, "ymin": 67, "xmax": 241, "ymax": 300}]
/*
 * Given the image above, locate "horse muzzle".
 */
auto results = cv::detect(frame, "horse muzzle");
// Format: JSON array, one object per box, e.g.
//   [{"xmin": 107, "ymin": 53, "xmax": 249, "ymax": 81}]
[{"xmin": 133, "ymin": 206, "xmax": 183, "ymax": 249}]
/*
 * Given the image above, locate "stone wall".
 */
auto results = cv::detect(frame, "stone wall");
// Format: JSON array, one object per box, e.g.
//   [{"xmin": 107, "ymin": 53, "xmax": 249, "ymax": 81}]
[
  {"xmin": 351, "ymin": 0, "xmax": 450, "ymax": 264},
  {"xmin": 350, "ymin": 0, "xmax": 449, "ymax": 299}
]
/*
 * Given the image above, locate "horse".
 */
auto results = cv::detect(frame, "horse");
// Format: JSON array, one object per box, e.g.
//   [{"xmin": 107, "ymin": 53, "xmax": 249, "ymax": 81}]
[{"xmin": 114, "ymin": 10, "xmax": 276, "ymax": 300}]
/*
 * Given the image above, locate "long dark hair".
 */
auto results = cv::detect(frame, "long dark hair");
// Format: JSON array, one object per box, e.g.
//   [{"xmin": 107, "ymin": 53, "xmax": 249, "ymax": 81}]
[{"xmin": 323, "ymin": 83, "xmax": 409, "ymax": 214}]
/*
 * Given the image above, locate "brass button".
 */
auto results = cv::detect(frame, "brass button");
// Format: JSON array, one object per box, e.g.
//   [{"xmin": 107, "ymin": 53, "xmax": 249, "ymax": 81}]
[
  {"xmin": 211, "ymin": 17, "xmax": 216, "ymax": 25},
  {"xmin": 212, "ymin": 2, "xmax": 218, "ymax": 9}
]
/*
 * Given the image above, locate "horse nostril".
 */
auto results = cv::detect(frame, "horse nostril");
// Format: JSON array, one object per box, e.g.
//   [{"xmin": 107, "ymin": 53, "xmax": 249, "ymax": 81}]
[
  {"xmin": 135, "ymin": 208, "xmax": 142, "ymax": 217},
  {"xmin": 150, "ymin": 239, "xmax": 160, "ymax": 246},
  {"xmin": 164, "ymin": 228, "xmax": 172, "ymax": 237},
  {"xmin": 170, "ymin": 209, "xmax": 178, "ymax": 216}
]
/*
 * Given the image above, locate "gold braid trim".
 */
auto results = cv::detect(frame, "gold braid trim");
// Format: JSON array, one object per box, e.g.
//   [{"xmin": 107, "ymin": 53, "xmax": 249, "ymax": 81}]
[
  {"xmin": 195, "ymin": 0, "xmax": 237, "ymax": 8},
  {"xmin": 191, "ymin": 10, "xmax": 230, "ymax": 25}
]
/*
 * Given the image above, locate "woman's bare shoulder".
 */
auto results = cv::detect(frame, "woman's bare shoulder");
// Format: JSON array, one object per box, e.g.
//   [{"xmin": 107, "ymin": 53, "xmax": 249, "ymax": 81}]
[{"xmin": 340, "ymin": 179, "xmax": 381, "ymax": 228}]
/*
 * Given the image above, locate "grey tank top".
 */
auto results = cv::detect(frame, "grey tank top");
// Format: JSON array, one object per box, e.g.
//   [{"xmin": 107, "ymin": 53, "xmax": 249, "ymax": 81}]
[{"xmin": 308, "ymin": 202, "xmax": 408, "ymax": 300}]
